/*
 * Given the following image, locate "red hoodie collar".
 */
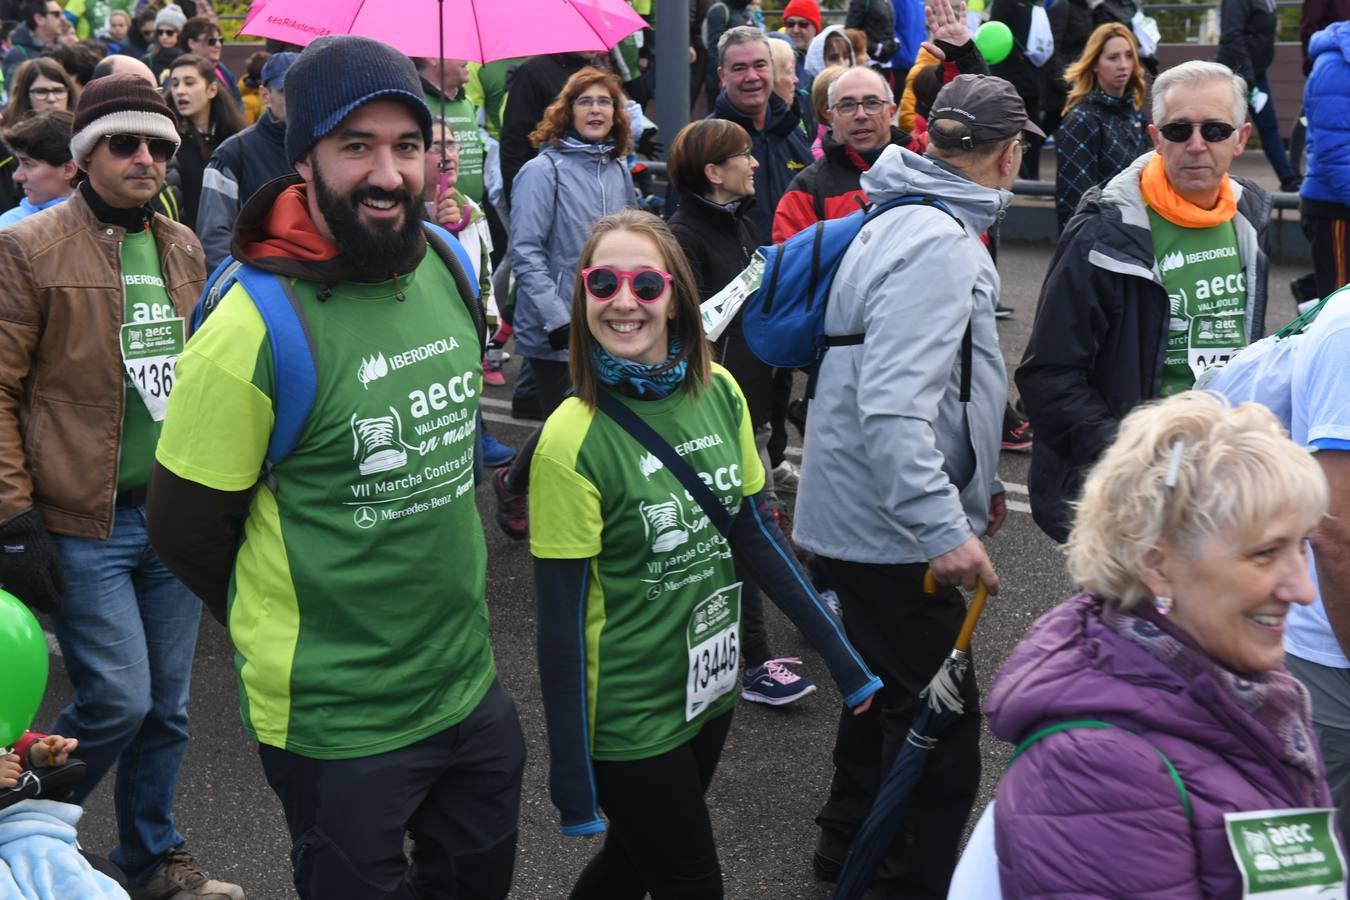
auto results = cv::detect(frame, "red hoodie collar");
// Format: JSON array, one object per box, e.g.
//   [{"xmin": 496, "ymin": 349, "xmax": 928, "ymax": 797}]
[{"xmin": 238, "ymin": 184, "xmax": 342, "ymax": 263}]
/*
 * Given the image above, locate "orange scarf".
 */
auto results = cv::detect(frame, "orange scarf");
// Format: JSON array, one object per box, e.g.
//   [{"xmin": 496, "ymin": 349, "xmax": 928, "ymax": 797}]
[{"xmin": 1139, "ymin": 153, "xmax": 1236, "ymax": 228}]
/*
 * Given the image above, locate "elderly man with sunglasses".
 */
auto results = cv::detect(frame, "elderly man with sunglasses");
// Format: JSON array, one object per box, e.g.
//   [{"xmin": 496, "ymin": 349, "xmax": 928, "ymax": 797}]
[
  {"xmin": 0, "ymin": 76, "xmax": 245, "ymax": 899},
  {"xmin": 1017, "ymin": 59, "xmax": 1270, "ymax": 544}
]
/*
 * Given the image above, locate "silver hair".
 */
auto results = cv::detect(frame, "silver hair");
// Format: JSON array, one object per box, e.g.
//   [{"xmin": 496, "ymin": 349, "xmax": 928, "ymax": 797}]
[
  {"xmin": 1151, "ymin": 60, "xmax": 1248, "ymax": 127},
  {"xmin": 718, "ymin": 25, "xmax": 773, "ymax": 68},
  {"xmin": 826, "ymin": 65, "xmax": 894, "ymax": 108}
]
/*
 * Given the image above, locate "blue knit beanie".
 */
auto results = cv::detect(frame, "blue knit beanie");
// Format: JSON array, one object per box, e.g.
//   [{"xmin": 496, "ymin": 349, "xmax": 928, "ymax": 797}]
[{"xmin": 284, "ymin": 35, "xmax": 433, "ymax": 164}]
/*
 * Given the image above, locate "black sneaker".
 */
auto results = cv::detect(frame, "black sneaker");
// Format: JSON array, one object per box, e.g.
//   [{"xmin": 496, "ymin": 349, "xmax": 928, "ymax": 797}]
[
  {"xmin": 1002, "ymin": 417, "xmax": 1034, "ymax": 452},
  {"xmin": 994, "ymin": 304, "xmax": 1013, "ymax": 319}
]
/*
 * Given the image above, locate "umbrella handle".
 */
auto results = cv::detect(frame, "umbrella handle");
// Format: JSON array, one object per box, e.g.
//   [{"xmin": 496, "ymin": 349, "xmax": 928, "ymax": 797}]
[{"xmin": 923, "ymin": 570, "xmax": 990, "ymax": 655}]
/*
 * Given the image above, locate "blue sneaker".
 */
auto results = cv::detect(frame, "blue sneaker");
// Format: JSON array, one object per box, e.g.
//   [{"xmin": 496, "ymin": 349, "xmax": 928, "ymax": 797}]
[
  {"xmin": 741, "ymin": 657, "xmax": 816, "ymax": 706},
  {"xmin": 482, "ymin": 434, "xmax": 516, "ymax": 468}
]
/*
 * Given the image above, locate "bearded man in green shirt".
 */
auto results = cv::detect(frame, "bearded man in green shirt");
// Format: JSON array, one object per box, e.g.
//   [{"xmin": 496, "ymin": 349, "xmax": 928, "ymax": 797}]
[{"xmin": 149, "ymin": 36, "xmax": 524, "ymax": 900}]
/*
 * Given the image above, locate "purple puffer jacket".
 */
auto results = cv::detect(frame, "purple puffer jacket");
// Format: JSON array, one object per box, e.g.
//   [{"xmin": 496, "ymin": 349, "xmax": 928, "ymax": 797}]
[{"xmin": 986, "ymin": 592, "xmax": 1339, "ymax": 899}]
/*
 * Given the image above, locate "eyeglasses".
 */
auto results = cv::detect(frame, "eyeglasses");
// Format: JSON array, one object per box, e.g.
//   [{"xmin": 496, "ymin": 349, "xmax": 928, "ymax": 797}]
[
  {"xmin": 573, "ymin": 95, "xmax": 614, "ymax": 110},
  {"xmin": 28, "ymin": 86, "xmax": 67, "ymax": 99},
  {"xmin": 582, "ymin": 266, "xmax": 673, "ymax": 303},
  {"xmin": 42, "ymin": 9, "xmax": 61, "ymax": 17},
  {"xmin": 717, "ymin": 147, "xmax": 754, "ymax": 164},
  {"xmin": 1157, "ymin": 120, "xmax": 1237, "ymax": 144},
  {"xmin": 195, "ymin": 35, "xmax": 221, "ymax": 45},
  {"xmin": 105, "ymin": 133, "xmax": 175, "ymax": 162},
  {"xmin": 156, "ymin": 27, "xmax": 178, "ymax": 36},
  {"xmin": 784, "ymin": 17, "xmax": 813, "ymax": 29},
  {"xmin": 832, "ymin": 97, "xmax": 887, "ymax": 116}
]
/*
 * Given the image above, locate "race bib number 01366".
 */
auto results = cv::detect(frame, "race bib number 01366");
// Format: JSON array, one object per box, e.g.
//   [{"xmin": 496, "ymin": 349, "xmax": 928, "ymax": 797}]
[
  {"xmin": 121, "ymin": 317, "xmax": 184, "ymax": 422},
  {"xmin": 686, "ymin": 583, "xmax": 741, "ymax": 722},
  {"xmin": 1224, "ymin": 808, "xmax": 1347, "ymax": 898}
]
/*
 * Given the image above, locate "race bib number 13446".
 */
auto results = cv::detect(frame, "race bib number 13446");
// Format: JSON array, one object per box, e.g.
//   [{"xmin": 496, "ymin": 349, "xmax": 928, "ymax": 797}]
[{"xmin": 686, "ymin": 583, "xmax": 741, "ymax": 722}]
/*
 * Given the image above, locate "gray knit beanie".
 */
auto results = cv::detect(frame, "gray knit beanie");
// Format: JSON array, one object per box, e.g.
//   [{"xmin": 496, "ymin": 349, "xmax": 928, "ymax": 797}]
[
  {"xmin": 154, "ymin": 4, "xmax": 186, "ymax": 32},
  {"xmin": 284, "ymin": 35, "xmax": 432, "ymax": 164}
]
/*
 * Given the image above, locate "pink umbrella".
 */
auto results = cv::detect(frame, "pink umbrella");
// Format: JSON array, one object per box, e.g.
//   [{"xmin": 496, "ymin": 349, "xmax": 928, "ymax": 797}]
[{"xmin": 238, "ymin": 0, "xmax": 647, "ymax": 63}]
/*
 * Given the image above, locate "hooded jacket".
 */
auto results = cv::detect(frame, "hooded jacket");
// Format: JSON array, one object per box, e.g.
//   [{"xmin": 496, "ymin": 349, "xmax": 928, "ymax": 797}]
[
  {"xmin": 2, "ymin": 23, "xmax": 45, "ymax": 89},
  {"xmin": 1016, "ymin": 152, "xmax": 1270, "ymax": 544},
  {"xmin": 771, "ymin": 127, "xmax": 918, "ymax": 243},
  {"xmin": 1216, "ymin": 0, "xmax": 1277, "ymax": 84},
  {"xmin": 1299, "ymin": 22, "xmax": 1350, "ymax": 219},
  {"xmin": 709, "ymin": 91, "xmax": 814, "ymax": 244},
  {"xmin": 507, "ymin": 139, "xmax": 633, "ymax": 361},
  {"xmin": 196, "ymin": 109, "xmax": 292, "ymax": 270},
  {"xmin": 793, "ymin": 146, "xmax": 1009, "ymax": 564},
  {"xmin": 846, "ymin": 0, "xmax": 898, "ymax": 64},
  {"xmin": 1054, "ymin": 89, "xmax": 1149, "ymax": 230},
  {"xmin": 988, "ymin": 593, "xmax": 1338, "ymax": 898},
  {"xmin": 803, "ymin": 24, "xmax": 855, "ymax": 81}
]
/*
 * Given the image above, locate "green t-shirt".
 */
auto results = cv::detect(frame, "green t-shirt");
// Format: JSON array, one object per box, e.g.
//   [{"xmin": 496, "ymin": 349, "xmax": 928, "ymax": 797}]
[
  {"xmin": 530, "ymin": 366, "xmax": 765, "ymax": 761},
  {"xmin": 425, "ymin": 90, "xmax": 486, "ymax": 205},
  {"xmin": 467, "ymin": 58, "xmax": 525, "ymax": 141},
  {"xmin": 156, "ymin": 253, "xmax": 494, "ymax": 759},
  {"xmin": 118, "ymin": 228, "xmax": 180, "ymax": 492},
  {"xmin": 1148, "ymin": 207, "xmax": 1249, "ymax": 396}
]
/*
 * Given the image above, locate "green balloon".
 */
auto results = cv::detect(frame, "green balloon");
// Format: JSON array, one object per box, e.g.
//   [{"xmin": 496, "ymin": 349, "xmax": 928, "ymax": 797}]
[
  {"xmin": 974, "ymin": 20, "xmax": 1014, "ymax": 66},
  {"xmin": 0, "ymin": 589, "xmax": 47, "ymax": 748}
]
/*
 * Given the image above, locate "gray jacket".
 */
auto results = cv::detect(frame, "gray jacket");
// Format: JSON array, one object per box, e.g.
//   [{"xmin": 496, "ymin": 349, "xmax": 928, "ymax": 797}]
[
  {"xmin": 793, "ymin": 146, "xmax": 1010, "ymax": 564},
  {"xmin": 508, "ymin": 139, "xmax": 633, "ymax": 361}
]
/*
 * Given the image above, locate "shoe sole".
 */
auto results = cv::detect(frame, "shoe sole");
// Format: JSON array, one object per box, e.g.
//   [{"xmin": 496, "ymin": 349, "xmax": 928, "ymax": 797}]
[
  {"xmin": 484, "ymin": 453, "xmax": 516, "ymax": 469},
  {"xmin": 740, "ymin": 683, "xmax": 817, "ymax": 706}
]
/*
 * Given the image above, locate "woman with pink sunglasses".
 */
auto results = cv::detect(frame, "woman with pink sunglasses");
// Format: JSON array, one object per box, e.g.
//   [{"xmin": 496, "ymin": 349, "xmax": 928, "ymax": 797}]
[{"xmin": 529, "ymin": 209, "xmax": 881, "ymax": 899}]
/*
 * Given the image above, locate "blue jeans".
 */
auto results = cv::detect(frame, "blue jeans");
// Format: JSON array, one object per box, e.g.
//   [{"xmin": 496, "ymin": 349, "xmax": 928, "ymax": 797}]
[
  {"xmin": 49, "ymin": 504, "xmax": 201, "ymax": 882},
  {"xmin": 1252, "ymin": 73, "xmax": 1296, "ymax": 185}
]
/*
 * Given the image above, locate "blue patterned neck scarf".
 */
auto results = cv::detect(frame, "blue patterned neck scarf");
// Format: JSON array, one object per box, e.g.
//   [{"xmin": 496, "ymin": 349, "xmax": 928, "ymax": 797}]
[{"xmin": 592, "ymin": 337, "xmax": 686, "ymax": 399}]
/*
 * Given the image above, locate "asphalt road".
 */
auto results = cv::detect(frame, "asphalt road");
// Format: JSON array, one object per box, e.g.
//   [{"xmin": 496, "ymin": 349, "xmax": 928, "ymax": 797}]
[{"xmin": 34, "ymin": 240, "xmax": 1311, "ymax": 899}]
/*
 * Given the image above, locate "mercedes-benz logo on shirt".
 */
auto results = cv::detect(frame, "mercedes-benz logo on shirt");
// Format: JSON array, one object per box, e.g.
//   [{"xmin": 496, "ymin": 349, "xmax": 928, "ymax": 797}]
[{"xmin": 353, "ymin": 506, "xmax": 377, "ymax": 529}]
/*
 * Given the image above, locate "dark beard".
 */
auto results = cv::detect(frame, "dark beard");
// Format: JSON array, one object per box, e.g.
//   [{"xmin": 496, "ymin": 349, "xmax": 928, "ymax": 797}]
[{"xmin": 312, "ymin": 167, "xmax": 425, "ymax": 279}]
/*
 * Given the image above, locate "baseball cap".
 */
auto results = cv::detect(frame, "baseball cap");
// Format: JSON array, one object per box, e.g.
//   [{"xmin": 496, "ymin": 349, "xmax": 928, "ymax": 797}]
[
  {"xmin": 927, "ymin": 74, "xmax": 1046, "ymax": 150},
  {"xmin": 261, "ymin": 51, "xmax": 298, "ymax": 90}
]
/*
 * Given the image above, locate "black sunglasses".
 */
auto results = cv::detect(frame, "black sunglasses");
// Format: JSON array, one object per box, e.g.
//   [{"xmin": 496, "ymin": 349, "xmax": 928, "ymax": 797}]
[
  {"xmin": 1158, "ymin": 120, "xmax": 1237, "ymax": 144},
  {"xmin": 106, "ymin": 133, "xmax": 175, "ymax": 162},
  {"xmin": 195, "ymin": 35, "xmax": 221, "ymax": 45},
  {"xmin": 156, "ymin": 27, "xmax": 177, "ymax": 36}
]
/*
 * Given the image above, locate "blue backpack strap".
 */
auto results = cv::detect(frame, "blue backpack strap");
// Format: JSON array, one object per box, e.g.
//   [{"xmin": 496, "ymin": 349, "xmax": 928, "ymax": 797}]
[
  {"xmin": 192, "ymin": 255, "xmax": 244, "ymax": 334},
  {"xmin": 229, "ymin": 265, "xmax": 318, "ymax": 468}
]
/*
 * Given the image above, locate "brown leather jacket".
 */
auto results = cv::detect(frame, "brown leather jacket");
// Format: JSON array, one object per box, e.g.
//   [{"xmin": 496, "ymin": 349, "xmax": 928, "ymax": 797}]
[{"xmin": 0, "ymin": 191, "xmax": 205, "ymax": 539}]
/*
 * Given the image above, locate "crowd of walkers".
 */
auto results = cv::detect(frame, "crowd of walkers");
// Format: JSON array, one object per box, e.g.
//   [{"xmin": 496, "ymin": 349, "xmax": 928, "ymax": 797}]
[{"xmin": 0, "ymin": 0, "xmax": 1348, "ymax": 898}]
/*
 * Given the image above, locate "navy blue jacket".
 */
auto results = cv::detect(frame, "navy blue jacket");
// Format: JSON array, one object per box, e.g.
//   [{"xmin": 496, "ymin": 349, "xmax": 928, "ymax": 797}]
[
  {"xmin": 708, "ymin": 91, "xmax": 813, "ymax": 244},
  {"xmin": 196, "ymin": 110, "xmax": 291, "ymax": 269}
]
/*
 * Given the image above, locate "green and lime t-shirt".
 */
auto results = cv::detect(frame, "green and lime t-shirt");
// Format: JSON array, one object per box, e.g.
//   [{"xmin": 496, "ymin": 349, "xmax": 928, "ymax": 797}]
[
  {"xmin": 1148, "ymin": 207, "xmax": 1249, "ymax": 396},
  {"xmin": 530, "ymin": 366, "xmax": 766, "ymax": 761},
  {"xmin": 118, "ymin": 227, "xmax": 183, "ymax": 492},
  {"xmin": 425, "ymin": 90, "xmax": 486, "ymax": 205},
  {"xmin": 156, "ymin": 253, "xmax": 493, "ymax": 759}
]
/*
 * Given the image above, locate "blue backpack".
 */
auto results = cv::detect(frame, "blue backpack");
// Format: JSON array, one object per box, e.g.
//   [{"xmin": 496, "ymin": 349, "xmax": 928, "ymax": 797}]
[
  {"xmin": 740, "ymin": 194, "xmax": 961, "ymax": 369},
  {"xmin": 190, "ymin": 221, "xmax": 484, "ymax": 468}
]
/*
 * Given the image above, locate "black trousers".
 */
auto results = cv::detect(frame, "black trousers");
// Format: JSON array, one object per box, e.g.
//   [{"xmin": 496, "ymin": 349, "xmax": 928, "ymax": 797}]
[
  {"xmin": 258, "ymin": 680, "xmax": 525, "ymax": 900},
  {"xmin": 502, "ymin": 358, "xmax": 572, "ymax": 494},
  {"xmin": 814, "ymin": 559, "xmax": 980, "ymax": 900},
  {"xmin": 1302, "ymin": 213, "xmax": 1350, "ymax": 300},
  {"xmin": 570, "ymin": 711, "xmax": 734, "ymax": 900}
]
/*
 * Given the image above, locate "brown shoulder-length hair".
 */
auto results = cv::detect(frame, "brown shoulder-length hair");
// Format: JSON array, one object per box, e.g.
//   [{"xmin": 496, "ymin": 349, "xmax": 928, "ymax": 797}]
[
  {"xmin": 569, "ymin": 210, "xmax": 712, "ymax": 408},
  {"xmin": 1063, "ymin": 22, "xmax": 1147, "ymax": 115},
  {"xmin": 666, "ymin": 118, "xmax": 751, "ymax": 198},
  {"xmin": 2, "ymin": 57, "xmax": 76, "ymax": 125},
  {"xmin": 168, "ymin": 53, "xmax": 245, "ymax": 139},
  {"xmin": 529, "ymin": 66, "xmax": 631, "ymax": 157}
]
